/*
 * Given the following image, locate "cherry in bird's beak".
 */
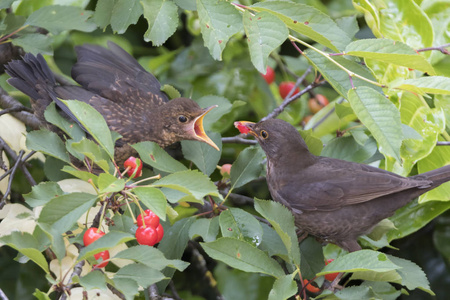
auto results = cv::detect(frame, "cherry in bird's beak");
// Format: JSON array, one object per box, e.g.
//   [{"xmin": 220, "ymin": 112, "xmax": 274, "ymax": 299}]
[
  {"xmin": 193, "ymin": 105, "xmax": 220, "ymax": 151},
  {"xmin": 234, "ymin": 121, "xmax": 257, "ymax": 137}
]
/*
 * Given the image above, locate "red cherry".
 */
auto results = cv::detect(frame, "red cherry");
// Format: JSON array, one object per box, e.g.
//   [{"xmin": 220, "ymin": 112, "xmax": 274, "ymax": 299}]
[
  {"xmin": 137, "ymin": 209, "xmax": 160, "ymax": 228},
  {"xmin": 308, "ymin": 94, "xmax": 329, "ymax": 114},
  {"xmin": 261, "ymin": 66, "xmax": 275, "ymax": 84},
  {"xmin": 303, "ymin": 279, "xmax": 320, "ymax": 293},
  {"xmin": 324, "ymin": 259, "xmax": 339, "ymax": 281},
  {"xmin": 93, "ymin": 250, "xmax": 110, "ymax": 268},
  {"xmin": 234, "ymin": 121, "xmax": 251, "ymax": 134},
  {"xmin": 220, "ymin": 164, "xmax": 232, "ymax": 177},
  {"xmin": 83, "ymin": 227, "xmax": 105, "ymax": 246},
  {"xmin": 124, "ymin": 156, "xmax": 143, "ymax": 178},
  {"xmin": 136, "ymin": 226, "xmax": 158, "ymax": 246},
  {"xmin": 156, "ymin": 224, "xmax": 164, "ymax": 243},
  {"xmin": 279, "ymin": 82, "xmax": 300, "ymax": 99}
]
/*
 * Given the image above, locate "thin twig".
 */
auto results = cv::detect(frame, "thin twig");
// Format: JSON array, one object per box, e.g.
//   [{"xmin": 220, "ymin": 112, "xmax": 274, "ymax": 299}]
[
  {"xmin": 60, "ymin": 261, "xmax": 85, "ymax": 300},
  {"xmin": 0, "ymin": 105, "xmax": 33, "ymax": 117},
  {"xmin": 0, "ymin": 289, "xmax": 8, "ymax": 300},
  {"xmin": 417, "ymin": 43, "xmax": 450, "ymax": 55},
  {"xmin": 0, "ymin": 137, "xmax": 36, "ymax": 186},
  {"xmin": 436, "ymin": 141, "xmax": 450, "ymax": 146},
  {"xmin": 263, "ymin": 80, "xmax": 326, "ymax": 122},
  {"xmin": 0, "ymin": 150, "xmax": 24, "ymax": 208},
  {"xmin": 221, "ymin": 136, "xmax": 257, "ymax": 145},
  {"xmin": 309, "ymin": 97, "xmax": 345, "ymax": 131},
  {"xmin": 0, "ymin": 86, "xmax": 41, "ymax": 129}
]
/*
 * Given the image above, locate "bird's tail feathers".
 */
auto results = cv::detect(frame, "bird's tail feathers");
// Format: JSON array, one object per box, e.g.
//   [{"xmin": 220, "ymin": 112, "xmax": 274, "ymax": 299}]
[
  {"xmin": 5, "ymin": 53, "xmax": 56, "ymax": 102},
  {"xmin": 414, "ymin": 164, "xmax": 450, "ymax": 188}
]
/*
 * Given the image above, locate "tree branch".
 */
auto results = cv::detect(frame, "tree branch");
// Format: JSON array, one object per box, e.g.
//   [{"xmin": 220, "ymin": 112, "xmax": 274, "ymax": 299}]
[{"xmin": 0, "ymin": 87, "xmax": 41, "ymax": 129}]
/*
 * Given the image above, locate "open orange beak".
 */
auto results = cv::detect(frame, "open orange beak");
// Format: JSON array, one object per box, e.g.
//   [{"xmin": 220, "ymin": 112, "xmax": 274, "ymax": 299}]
[
  {"xmin": 234, "ymin": 121, "xmax": 257, "ymax": 137},
  {"xmin": 193, "ymin": 105, "xmax": 220, "ymax": 151}
]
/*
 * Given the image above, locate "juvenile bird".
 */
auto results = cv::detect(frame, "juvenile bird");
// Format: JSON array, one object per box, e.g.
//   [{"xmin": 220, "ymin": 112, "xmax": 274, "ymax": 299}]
[
  {"xmin": 235, "ymin": 119, "xmax": 450, "ymax": 252},
  {"xmin": 5, "ymin": 42, "xmax": 219, "ymax": 165}
]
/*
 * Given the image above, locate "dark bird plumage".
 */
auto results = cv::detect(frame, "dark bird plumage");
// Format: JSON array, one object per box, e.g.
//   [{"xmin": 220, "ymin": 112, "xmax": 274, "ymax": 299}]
[
  {"xmin": 237, "ymin": 119, "xmax": 450, "ymax": 252},
  {"xmin": 5, "ymin": 42, "xmax": 218, "ymax": 165}
]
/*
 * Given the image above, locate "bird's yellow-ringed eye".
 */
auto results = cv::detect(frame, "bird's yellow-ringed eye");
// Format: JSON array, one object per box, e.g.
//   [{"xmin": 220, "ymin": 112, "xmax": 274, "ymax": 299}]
[
  {"xmin": 260, "ymin": 130, "xmax": 268, "ymax": 139},
  {"xmin": 178, "ymin": 115, "xmax": 187, "ymax": 123}
]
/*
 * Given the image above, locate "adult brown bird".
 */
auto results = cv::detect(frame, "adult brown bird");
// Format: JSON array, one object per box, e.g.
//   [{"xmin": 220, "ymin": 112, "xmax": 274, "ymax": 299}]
[
  {"xmin": 5, "ymin": 42, "xmax": 219, "ymax": 165},
  {"xmin": 235, "ymin": 119, "xmax": 450, "ymax": 252}
]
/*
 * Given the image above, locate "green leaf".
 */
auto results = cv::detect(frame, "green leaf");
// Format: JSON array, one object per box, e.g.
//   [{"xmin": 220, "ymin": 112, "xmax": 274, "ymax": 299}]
[
  {"xmin": 304, "ymin": 49, "xmax": 382, "ymax": 99},
  {"xmin": 322, "ymin": 135, "xmax": 378, "ymax": 163},
  {"xmin": 219, "ymin": 208, "xmax": 263, "ymax": 247},
  {"xmin": 347, "ymin": 87, "xmax": 403, "ymax": 161},
  {"xmin": 114, "ymin": 263, "xmax": 166, "ymax": 288},
  {"xmin": 189, "ymin": 217, "xmax": 220, "ymax": 242},
  {"xmin": 132, "ymin": 141, "xmax": 187, "ymax": 173},
  {"xmin": 388, "ymin": 199, "xmax": 450, "ymax": 242},
  {"xmin": 142, "ymin": 0, "xmax": 179, "ymax": 46},
  {"xmin": 160, "ymin": 84, "xmax": 181, "ymax": 99},
  {"xmin": 33, "ymin": 289, "xmax": 51, "ymax": 300},
  {"xmin": 0, "ymin": 0, "xmax": 15, "ymax": 9},
  {"xmin": 243, "ymin": 10, "xmax": 288, "ymax": 73},
  {"xmin": 300, "ymin": 237, "xmax": 325, "ymax": 280},
  {"xmin": 351, "ymin": 254, "xmax": 434, "ymax": 295},
  {"xmin": 230, "ymin": 147, "xmax": 265, "ymax": 190},
  {"xmin": 38, "ymin": 192, "xmax": 98, "ymax": 236},
  {"xmin": 62, "ymin": 166, "xmax": 99, "ymax": 186},
  {"xmin": 114, "ymin": 245, "xmax": 189, "ymax": 271},
  {"xmin": 78, "ymin": 231, "xmax": 135, "ymax": 261},
  {"xmin": 417, "ymin": 136, "xmax": 450, "ymax": 202},
  {"xmin": 334, "ymin": 281, "xmax": 401, "ymax": 300},
  {"xmin": 24, "ymin": 181, "xmax": 65, "ymax": 208},
  {"xmin": 68, "ymin": 138, "xmax": 112, "ymax": 172},
  {"xmin": 258, "ymin": 223, "xmax": 289, "ymax": 260},
  {"xmin": 316, "ymin": 250, "xmax": 400, "ymax": 276},
  {"xmin": 60, "ymin": 100, "xmax": 115, "ymax": 159},
  {"xmin": 0, "ymin": 231, "xmax": 49, "ymax": 273},
  {"xmin": 196, "ymin": 95, "xmax": 233, "ymax": 131},
  {"xmin": 345, "ymin": 39, "xmax": 435, "ymax": 75},
  {"xmin": 156, "ymin": 218, "xmax": 195, "ymax": 291},
  {"xmin": 152, "ymin": 170, "xmax": 222, "ymax": 202},
  {"xmin": 109, "ymin": 0, "xmax": 142, "ymax": 33},
  {"xmin": 201, "ymin": 237, "xmax": 285, "ymax": 278},
  {"xmin": 26, "ymin": 5, "xmax": 97, "ymax": 35},
  {"xmin": 44, "ymin": 102, "xmax": 85, "ymax": 141},
  {"xmin": 393, "ymin": 93, "xmax": 445, "ymax": 176},
  {"xmin": 111, "ymin": 278, "xmax": 139, "ymax": 300},
  {"xmin": 197, "ymin": 0, "xmax": 243, "ymax": 60},
  {"xmin": 354, "ymin": 0, "xmax": 433, "ymax": 52},
  {"xmin": 397, "ymin": 76, "xmax": 450, "ymax": 95},
  {"xmin": 268, "ymin": 273, "xmax": 297, "ymax": 300},
  {"xmin": 252, "ymin": 1, "xmax": 351, "ymax": 51},
  {"xmin": 78, "ymin": 271, "xmax": 108, "ymax": 291},
  {"xmin": 299, "ymin": 129, "xmax": 324, "ymax": 156},
  {"xmin": 132, "ymin": 186, "xmax": 167, "ymax": 220},
  {"xmin": 26, "ymin": 129, "xmax": 70, "ymax": 163},
  {"xmin": 11, "ymin": 33, "xmax": 53, "ymax": 56},
  {"xmin": 181, "ymin": 131, "xmax": 222, "ymax": 176},
  {"xmin": 98, "ymin": 173, "xmax": 125, "ymax": 194},
  {"xmin": 254, "ymin": 199, "xmax": 300, "ymax": 266}
]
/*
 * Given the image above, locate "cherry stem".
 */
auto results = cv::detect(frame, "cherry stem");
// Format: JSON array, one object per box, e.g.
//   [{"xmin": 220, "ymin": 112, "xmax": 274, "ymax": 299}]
[{"xmin": 129, "ymin": 173, "xmax": 161, "ymax": 186}]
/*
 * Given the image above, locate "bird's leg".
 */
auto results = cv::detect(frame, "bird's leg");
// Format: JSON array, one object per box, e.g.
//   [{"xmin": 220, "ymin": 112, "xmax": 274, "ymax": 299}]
[
  {"xmin": 323, "ymin": 272, "xmax": 345, "ymax": 291},
  {"xmin": 296, "ymin": 229, "xmax": 308, "ymax": 243}
]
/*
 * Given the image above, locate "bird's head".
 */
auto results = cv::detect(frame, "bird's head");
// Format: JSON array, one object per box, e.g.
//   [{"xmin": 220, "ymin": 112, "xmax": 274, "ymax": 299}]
[
  {"xmin": 234, "ymin": 119, "xmax": 311, "ymax": 160},
  {"xmin": 161, "ymin": 98, "xmax": 219, "ymax": 150}
]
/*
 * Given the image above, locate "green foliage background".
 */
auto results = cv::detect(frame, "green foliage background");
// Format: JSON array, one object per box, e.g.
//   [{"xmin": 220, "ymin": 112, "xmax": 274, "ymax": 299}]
[{"xmin": 0, "ymin": 0, "xmax": 450, "ymax": 299}]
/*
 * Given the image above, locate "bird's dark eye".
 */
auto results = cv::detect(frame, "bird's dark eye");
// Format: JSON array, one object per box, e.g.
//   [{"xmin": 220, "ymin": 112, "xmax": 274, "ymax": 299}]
[
  {"xmin": 178, "ymin": 115, "xmax": 187, "ymax": 123},
  {"xmin": 260, "ymin": 130, "xmax": 268, "ymax": 139}
]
